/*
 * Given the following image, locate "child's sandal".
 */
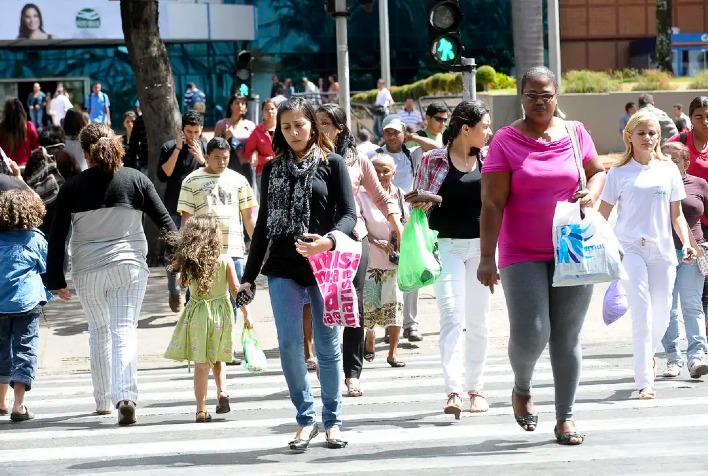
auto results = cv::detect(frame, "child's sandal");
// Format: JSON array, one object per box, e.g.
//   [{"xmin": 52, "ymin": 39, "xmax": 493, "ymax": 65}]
[
  {"xmin": 215, "ymin": 393, "xmax": 230, "ymax": 414},
  {"xmin": 196, "ymin": 410, "xmax": 212, "ymax": 423}
]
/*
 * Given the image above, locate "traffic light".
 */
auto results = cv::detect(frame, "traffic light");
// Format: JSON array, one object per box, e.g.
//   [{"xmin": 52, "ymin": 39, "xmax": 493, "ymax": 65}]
[
  {"xmin": 234, "ymin": 50, "xmax": 253, "ymax": 97},
  {"xmin": 427, "ymin": 0, "xmax": 463, "ymax": 66}
]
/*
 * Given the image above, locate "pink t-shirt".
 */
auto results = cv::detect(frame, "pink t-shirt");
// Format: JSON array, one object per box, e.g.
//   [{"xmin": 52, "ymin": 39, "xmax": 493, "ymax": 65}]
[{"xmin": 482, "ymin": 122, "xmax": 597, "ymax": 268}]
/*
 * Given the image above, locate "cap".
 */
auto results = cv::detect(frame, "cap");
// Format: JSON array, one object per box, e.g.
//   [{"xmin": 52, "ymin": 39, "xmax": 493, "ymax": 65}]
[{"xmin": 382, "ymin": 115, "xmax": 405, "ymax": 132}]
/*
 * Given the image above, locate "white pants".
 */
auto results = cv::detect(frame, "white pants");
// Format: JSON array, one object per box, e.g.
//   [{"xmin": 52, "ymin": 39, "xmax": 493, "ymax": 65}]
[
  {"xmin": 621, "ymin": 241, "xmax": 676, "ymax": 390},
  {"xmin": 73, "ymin": 263, "xmax": 149, "ymax": 410},
  {"xmin": 432, "ymin": 238, "xmax": 491, "ymax": 395}
]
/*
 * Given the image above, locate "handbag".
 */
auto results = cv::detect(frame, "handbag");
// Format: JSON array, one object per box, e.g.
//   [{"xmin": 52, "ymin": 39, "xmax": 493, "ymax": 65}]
[
  {"xmin": 404, "ymin": 189, "xmax": 442, "ymax": 205},
  {"xmin": 551, "ymin": 122, "xmax": 626, "ymax": 286},
  {"xmin": 24, "ymin": 147, "xmax": 65, "ymax": 206},
  {"xmin": 697, "ymin": 244, "xmax": 708, "ymax": 276}
]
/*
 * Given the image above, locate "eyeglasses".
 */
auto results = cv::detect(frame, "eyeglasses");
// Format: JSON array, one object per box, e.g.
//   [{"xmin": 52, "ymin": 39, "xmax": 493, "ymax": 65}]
[
  {"xmin": 431, "ymin": 116, "xmax": 448, "ymax": 123},
  {"xmin": 523, "ymin": 92, "xmax": 556, "ymax": 102}
]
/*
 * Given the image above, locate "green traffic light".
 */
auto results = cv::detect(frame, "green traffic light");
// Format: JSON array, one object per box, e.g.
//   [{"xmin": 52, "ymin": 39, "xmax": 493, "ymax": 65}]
[
  {"xmin": 239, "ymin": 83, "xmax": 249, "ymax": 96},
  {"xmin": 436, "ymin": 36, "xmax": 457, "ymax": 63}
]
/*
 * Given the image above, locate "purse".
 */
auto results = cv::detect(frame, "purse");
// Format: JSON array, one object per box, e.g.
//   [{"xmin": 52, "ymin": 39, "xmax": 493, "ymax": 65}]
[
  {"xmin": 404, "ymin": 189, "xmax": 442, "ymax": 205},
  {"xmin": 697, "ymin": 244, "xmax": 708, "ymax": 276}
]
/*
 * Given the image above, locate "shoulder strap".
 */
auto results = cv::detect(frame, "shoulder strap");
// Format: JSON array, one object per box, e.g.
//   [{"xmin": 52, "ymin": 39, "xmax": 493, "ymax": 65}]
[
  {"xmin": 565, "ymin": 120, "xmax": 586, "ymax": 191},
  {"xmin": 680, "ymin": 132, "xmax": 688, "ymax": 144},
  {"xmin": 375, "ymin": 147, "xmax": 384, "ymax": 154},
  {"xmin": 395, "ymin": 186, "xmax": 406, "ymax": 225}
]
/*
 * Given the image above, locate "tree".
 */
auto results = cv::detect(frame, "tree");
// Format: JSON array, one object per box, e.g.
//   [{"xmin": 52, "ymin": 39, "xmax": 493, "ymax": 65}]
[
  {"xmin": 655, "ymin": 0, "xmax": 674, "ymax": 74},
  {"xmin": 510, "ymin": 0, "xmax": 544, "ymax": 93},
  {"xmin": 120, "ymin": 0, "xmax": 182, "ymax": 264}
]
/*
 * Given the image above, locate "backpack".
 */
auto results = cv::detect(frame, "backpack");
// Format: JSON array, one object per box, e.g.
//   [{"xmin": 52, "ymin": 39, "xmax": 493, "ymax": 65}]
[
  {"xmin": 680, "ymin": 132, "xmax": 688, "ymax": 144},
  {"xmin": 375, "ymin": 146, "xmax": 415, "ymax": 173},
  {"xmin": 24, "ymin": 147, "xmax": 65, "ymax": 206}
]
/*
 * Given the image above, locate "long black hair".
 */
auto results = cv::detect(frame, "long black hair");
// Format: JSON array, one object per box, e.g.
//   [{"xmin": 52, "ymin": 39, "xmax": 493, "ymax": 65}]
[
  {"xmin": 447, "ymin": 100, "xmax": 489, "ymax": 157},
  {"xmin": 0, "ymin": 98, "xmax": 28, "ymax": 155},
  {"xmin": 272, "ymin": 97, "xmax": 333, "ymax": 160},
  {"xmin": 317, "ymin": 103, "xmax": 356, "ymax": 158}
]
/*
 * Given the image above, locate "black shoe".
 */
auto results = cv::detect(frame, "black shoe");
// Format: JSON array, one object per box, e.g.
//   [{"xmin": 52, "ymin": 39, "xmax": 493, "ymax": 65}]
[
  {"xmin": 404, "ymin": 328, "xmax": 423, "ymax": 342},
  {"xmin": 10, "ymin": 406, "xmax": 34, "ymax": 422},
  {"xmin": 325, "ymin": 428, "xmax": 348, "ymax": 449},
  {"xmin": 288, "ymin": 425, "xmax": 319, "ymax": 451},
  {"xmin": 117, "ymin": 400, "xmax": 137, "ymax": 425},
  {"xmin": 383, "ymin": 329, "xmax": 390, "ymax": 344}
]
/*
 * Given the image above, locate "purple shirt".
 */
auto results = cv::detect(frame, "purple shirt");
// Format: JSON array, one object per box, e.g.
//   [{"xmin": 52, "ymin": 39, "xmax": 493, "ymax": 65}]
[
  {"xmin": 482, "ymin": 122, "xmax": 597, "ymax": 268},
  {"xmin": 673, "ymin": 173, "xmax": 708, "ymax": 250}
]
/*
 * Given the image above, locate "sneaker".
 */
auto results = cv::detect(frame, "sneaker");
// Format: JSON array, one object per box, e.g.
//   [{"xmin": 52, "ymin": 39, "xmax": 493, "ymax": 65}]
[
  {"xmin": 404, "ymin": 328, "xmax": 423, "ymax": 342},
  {"xmin": 662, "ymin": 362, "xmax": 682, "ymax": 378},
  {"xmin": 95, "ymin": 409, "xmax": 113, "ymax": 415},
  {"xmin": 689, "ymin": 361, "xmax": 708, "ymax": 379},
  {"xmin": 169, "ymin": 293, "xmax": 182, "ymax": 313},
  {"xmin": 117, "ymin": 400, "xmax": 137, "ymax": 425}
]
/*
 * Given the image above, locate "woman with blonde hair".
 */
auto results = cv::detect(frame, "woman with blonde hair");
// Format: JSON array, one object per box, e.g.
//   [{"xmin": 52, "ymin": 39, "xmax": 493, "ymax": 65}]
[
  {"xmin": 45, "ymin": 123, "xmax": 176, "ymax": 425},
  {"xmin": 599, "ymin": 111, "xmax": 696, "ymax": 400}
]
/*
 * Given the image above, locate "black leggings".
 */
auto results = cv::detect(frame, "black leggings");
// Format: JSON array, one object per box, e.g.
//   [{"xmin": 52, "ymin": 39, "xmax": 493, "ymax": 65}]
[{"xmin": 342, "ymin": 238, "xmax": 370, "ymax": 380}]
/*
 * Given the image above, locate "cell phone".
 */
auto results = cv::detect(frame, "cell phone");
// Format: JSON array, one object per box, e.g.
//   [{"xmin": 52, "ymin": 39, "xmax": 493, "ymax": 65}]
[
  {"xmin": 296, "ymin": 235, "xmax": 314, "ymax": 243},
  {"xmin": 235, "ymin": 283, "xmax": 256, "ymax": 307}
]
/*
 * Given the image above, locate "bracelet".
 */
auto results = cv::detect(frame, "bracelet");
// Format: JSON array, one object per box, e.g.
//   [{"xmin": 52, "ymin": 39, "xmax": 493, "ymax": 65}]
[{"xmin": 175, "ymin": 147, "xmax": 182, "ymax": 151}]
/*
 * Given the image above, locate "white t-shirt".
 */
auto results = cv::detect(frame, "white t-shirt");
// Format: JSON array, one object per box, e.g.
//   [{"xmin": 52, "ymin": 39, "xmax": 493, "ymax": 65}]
[
  {"xmin": 600, "ymin": 159, "xmax": 686, "ymax": 263},
  {"xmin": 50, "ymin": 95, "xmax": 73, "ymax": 125},
  {"xmin": 375, "ymin": 88, "xmax": 393, "ymax": 108},
  {"xmin": 356, "ymin": 141, "xmax": 379, "ymax": 156}
]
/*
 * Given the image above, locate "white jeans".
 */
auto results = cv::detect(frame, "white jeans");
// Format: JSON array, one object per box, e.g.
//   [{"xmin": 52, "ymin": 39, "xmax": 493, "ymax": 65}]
[
  {"xmin": 73, "ymin": 263, "xmax": 149, "ymax": 410},
  {"xmin": 621, "ymin": 241, "xmax": 676, "ymax": 390},
  {"xmin": 432, "ymin": 238, "xmax": 491, "ymax": 395}
]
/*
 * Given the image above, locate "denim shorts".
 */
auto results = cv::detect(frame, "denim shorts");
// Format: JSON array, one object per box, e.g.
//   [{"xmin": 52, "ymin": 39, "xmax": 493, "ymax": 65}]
[{"xmin": 0, "ymin": 305, "xmax": 41, "ymax": 390}]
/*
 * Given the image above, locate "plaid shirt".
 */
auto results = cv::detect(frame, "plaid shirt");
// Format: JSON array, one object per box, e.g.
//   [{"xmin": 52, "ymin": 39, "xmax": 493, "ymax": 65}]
[{"xmin": 413, "ymin": 147, "xmax": 449, "ymax": 194}]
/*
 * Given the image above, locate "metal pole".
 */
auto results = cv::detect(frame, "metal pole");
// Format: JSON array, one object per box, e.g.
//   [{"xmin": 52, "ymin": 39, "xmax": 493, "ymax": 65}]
[
  {"xmin": 379, "ymin": 0, "xmax": 391, "ymax": 87},
  {"xmin": 548, "ymin": 0, "xmax": 562, "ymax": 90},
  {"xmin": 461, "ymin": 57, "xmax": 477, "ymax": 102},
  {"xmin": 335, "ymin": 0, "xmax": 351, "ymax": 129},
  {"xmin": 248, "ymin": 94, "xmax": 260, "ymax": 124}
]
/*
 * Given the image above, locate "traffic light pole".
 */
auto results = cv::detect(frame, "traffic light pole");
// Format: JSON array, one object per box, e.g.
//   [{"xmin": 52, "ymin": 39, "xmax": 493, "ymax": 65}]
[
  {"xmin": 379, "ymin": 0, "xmax": 391, "ymax": 87},
  {"xmin": 460, "ymin": 57, "xmax": 477, "ymax": 102},
  {"xmin": 334, "ymin": 0, "xmax": 351, "ymax": 129}
]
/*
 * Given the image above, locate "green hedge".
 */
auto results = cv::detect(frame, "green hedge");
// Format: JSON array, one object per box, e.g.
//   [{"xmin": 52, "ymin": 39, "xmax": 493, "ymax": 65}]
[
  {"xmin": 631, "ymin": 69, "xmax": 674, "ymax": 91},
  {"xmin": 562, "ymin": 70, "xmax": 617, "ymax": 93},
  {"xmin": 689, "ymin": 71, "xmax": 708, "ymax": 90}
]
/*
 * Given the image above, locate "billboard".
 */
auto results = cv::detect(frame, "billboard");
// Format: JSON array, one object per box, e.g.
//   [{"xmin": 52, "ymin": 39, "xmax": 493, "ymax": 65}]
[{"xmin": 0, "ymin": 1, "xmax": 256, "ymax": 43}]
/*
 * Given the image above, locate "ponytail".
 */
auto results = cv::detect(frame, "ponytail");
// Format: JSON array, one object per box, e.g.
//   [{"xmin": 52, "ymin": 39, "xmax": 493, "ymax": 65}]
[{"xmin": 79, "ymin": 122, "xmax": 124, "ymax": 172}]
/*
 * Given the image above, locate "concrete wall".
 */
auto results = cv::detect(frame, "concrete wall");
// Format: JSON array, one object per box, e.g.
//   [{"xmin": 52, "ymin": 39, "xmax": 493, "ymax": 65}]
[{"xmin": 479, "ymin": 90, "xmax": 708, "ymax": 155}]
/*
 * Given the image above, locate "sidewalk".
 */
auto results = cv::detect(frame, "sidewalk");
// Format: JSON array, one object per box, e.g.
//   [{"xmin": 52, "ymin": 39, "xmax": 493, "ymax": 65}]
[{"xmin": 39, "ymin": 268, "xmax": 633, "ymax": 373}]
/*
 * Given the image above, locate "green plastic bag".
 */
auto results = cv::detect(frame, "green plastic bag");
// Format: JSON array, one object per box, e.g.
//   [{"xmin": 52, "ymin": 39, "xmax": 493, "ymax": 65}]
[
  {"xmin": 397, "ymin": 207, "xmax": 441, "ymax": 292},
  {"xmin": 241, "ymin": 327, "xmax": 268, "ymax": 373}
]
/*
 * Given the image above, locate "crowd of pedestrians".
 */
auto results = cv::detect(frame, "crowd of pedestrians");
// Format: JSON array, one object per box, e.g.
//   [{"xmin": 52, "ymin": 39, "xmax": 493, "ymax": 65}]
[{"xmin": 1, "ymin": 65, "xmax": 708, "ymax": 455}]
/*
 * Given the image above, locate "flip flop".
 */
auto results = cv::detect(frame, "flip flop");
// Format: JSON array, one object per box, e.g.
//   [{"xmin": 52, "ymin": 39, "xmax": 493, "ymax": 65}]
[
  {"xmin": 215, "ymin": 393, "xmax": 230, "ymax": 414},
  {"xmin": 10, "ymin": 407, "xmax": 35, "ymax": 422},
  {"xmin": 554, "ymin": 425, "xmax": 585, "ymax": 445},
  {"xmin": 386, "ymin": 358, "xmax": 406, "ymax": 368},
  {"xmin": 306, "ymin": 360, "xmax": 318, "ymax": 372},
  {"xmin": 364, "ymin": 351, "xmax": 375, "ymax": 362},
  {"xmin": 345, "ymin": 380, "xmax": 363, "ymax": 397}
]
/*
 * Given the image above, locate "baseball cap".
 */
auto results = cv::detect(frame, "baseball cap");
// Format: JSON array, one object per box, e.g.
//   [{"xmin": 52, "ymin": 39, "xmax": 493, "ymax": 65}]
[{"xmin": 382, "ymin": 115, "xmax": 405, "ymax": 132}]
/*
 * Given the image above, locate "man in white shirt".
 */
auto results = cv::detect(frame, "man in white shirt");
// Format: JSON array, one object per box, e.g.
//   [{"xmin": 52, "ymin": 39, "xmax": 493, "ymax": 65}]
[
  {"xmin": 301, "ymin": 77, "xmax": 320, "ymax": 104},
  {"xmin": 49, "ymin": 85, "xmax": 73, "ymax": 126},
  {"xmin": 367, "ymin": 115, "xmax": 423, "ymax": 342},
  {"xmin": 356, "ymin": 129, "xmax": 378, "ymax": 155},
  {"xmin": 397, "ymin": 98, "xmax": 424, "ymax": 131},
  {"xmin": 373, "ymin": 78, "xmax": 394, "ymax": 140},
  {"xmin": 272, "ymin": 87, "xmax": 288, "ymax": 106},
  {"xmin": 673, "ymin": 104, "xmax": 691, "ymax": 126}
]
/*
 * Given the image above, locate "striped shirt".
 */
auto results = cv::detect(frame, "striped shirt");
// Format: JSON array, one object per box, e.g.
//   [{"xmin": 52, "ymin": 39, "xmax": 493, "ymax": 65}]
[
  {"xmin": 177, "ymin": 168, "xmax": 257, "ymax": 258},
  {"xmin": 397, "ymin": 109, "xmax": 423, "ymax": 129}
]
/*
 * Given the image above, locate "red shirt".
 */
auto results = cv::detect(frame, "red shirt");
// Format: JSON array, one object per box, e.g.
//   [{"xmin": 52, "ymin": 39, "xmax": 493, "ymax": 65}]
[
  {"xmin": 0, "ymin": 121, "xmax": 39, "ymax": 166},
  {"xmin": 668, "ymin": 130, "xmax": 708, "ymax": 224},
  {"xmin": 243, "ymin": 123, "xmax": 274, "ymax": 175}
]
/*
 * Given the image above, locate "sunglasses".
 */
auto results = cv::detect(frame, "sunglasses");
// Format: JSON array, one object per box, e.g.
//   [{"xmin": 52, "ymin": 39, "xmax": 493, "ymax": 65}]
[
  {"xmin": 523, "ymin": 92, "xmax": 556, "ymax": 102},
  {"xmin": 431, "ymin": 116, "xmax": 448, "ymax": 123}
]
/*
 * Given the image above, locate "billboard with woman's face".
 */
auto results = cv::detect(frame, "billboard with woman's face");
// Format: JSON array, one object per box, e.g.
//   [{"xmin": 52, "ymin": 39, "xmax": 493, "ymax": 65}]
[{"xmin": 1, "ymin": 0, "xmax": 256, "ymax": 43}]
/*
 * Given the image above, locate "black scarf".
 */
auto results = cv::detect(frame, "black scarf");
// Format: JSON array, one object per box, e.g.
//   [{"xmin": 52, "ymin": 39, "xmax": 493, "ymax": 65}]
[{"xmin": 266, "ymin": 147, "xmax": 321, "ymax": 238}]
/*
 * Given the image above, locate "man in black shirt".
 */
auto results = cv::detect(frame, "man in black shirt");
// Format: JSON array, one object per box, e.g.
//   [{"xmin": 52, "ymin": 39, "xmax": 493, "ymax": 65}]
[{"xmin": 157, "ymin": 110, "xmax": 207, "ymax": 312}]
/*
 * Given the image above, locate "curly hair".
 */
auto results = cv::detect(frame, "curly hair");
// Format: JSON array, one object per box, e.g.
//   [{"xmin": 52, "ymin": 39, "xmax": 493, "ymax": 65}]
[
  {"xmin": 0, "ymin": 189, "xmax": 45, "ymax": 231},
  {"xmin": 79, "ymin": 123, "xmax": 123, "ymax": 173},
  {"xmin": 169, "ymin": 215, "xmax": 223, "ymax": 297}
]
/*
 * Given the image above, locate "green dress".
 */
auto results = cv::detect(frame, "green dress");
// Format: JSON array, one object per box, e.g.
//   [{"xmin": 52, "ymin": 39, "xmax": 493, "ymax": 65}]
[{"xmin": 164, "ymin": 255, "xmax": 234, "ymax": 364}]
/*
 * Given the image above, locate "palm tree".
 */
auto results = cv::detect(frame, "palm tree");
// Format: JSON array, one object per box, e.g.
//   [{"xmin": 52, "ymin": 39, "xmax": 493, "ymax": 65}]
[
  {"xmin": 655, "ymin": 0, "xmax": 674, "ymax": 73},
  {"xmin": 511, "ymin": 0, "xmax": 544, "ymax": 92}
]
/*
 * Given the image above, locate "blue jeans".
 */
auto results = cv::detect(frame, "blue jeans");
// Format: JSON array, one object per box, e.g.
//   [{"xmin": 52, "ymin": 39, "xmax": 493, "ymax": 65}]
[
  {"xmin": 29, "ymin": 109, "xmax": 43, "ymax": 130},
  {"xmin": 662, "ymin": 252, "xmax": 708, "ymax": 366},
  {"xmin": 0, "ymin": 306, "xmax": 41, "ymax": 391},
  {"xmin": 166, "ymin": 212, "xmax": 182, "ymax": 295},
  {"xmin": 268, "ymin": 276, "xmax": 342, "ymax": 429}
]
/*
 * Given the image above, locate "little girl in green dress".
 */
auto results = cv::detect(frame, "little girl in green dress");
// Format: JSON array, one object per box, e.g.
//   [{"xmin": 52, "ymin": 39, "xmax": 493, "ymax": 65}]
[{"xmin": 165, "ymin": 215, "xmax": 252, "ymax": 422}]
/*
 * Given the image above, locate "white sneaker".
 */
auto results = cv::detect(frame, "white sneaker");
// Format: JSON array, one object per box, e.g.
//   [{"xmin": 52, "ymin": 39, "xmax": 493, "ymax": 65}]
[
  {"xmin": 689, "ymin": 361, "xmax": 708, "ymax": 379},
  {"xmin": 662, "ymin": 363, "xmax": 682, "ymax": 378}
]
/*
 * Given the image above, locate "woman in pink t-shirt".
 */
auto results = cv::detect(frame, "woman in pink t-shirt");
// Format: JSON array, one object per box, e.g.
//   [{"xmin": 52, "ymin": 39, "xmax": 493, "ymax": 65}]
[{"xmin": 477, "ymin": 66, "xmax": 606, "ymax": 446}]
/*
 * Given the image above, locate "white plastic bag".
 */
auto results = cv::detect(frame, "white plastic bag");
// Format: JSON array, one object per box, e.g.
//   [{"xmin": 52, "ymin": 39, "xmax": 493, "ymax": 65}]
[{"xmin": 552, "ymin": 201, "xmax": 627, "ymax": 287}]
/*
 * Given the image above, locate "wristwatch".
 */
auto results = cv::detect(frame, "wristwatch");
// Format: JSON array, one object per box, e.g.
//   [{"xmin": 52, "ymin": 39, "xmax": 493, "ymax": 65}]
[{"xmin": 325, "ymin": 232, "xmax": 337, "ymax": 251}]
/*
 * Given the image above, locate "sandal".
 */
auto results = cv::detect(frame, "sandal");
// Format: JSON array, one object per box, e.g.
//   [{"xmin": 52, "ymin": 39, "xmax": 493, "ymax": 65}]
[
  {"xmin": 554, "ymin": 425, "xmax": 585, "ymax": 445},
  {"xmin": 512, "ymin": 390, "xmax": 538, "ymax": 431},
  {"xmin": 306, "ymin": 360, "xmax": 318, "ymax": 372},
  {"xmin": 468, "ymin": 390, "xmax": 489, "ymax": 413},
  {"xmin": 639, "ymin": 387, "xmax": 656, "ymax": 400},
  {"xmin": 345, "ymin": 379, "xmax": 363, "ymax": 397},
  {"xmin": 386, "ymin": 357, "xmax": 406, "ymax": 368},
  {"xmin": 195, "ymin": 410, "xmax": 212, "ymax": 423},
  {"xmin": 215, "ymin": 392, "xmax": 230, "ymax": 414},
  {"xmin": 364, "ymin": 351, "xmax": 375, "ymax": 362},
  {"xmin": 444, "ymin": 392, "xmax": 463, "ymax": 420}
]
